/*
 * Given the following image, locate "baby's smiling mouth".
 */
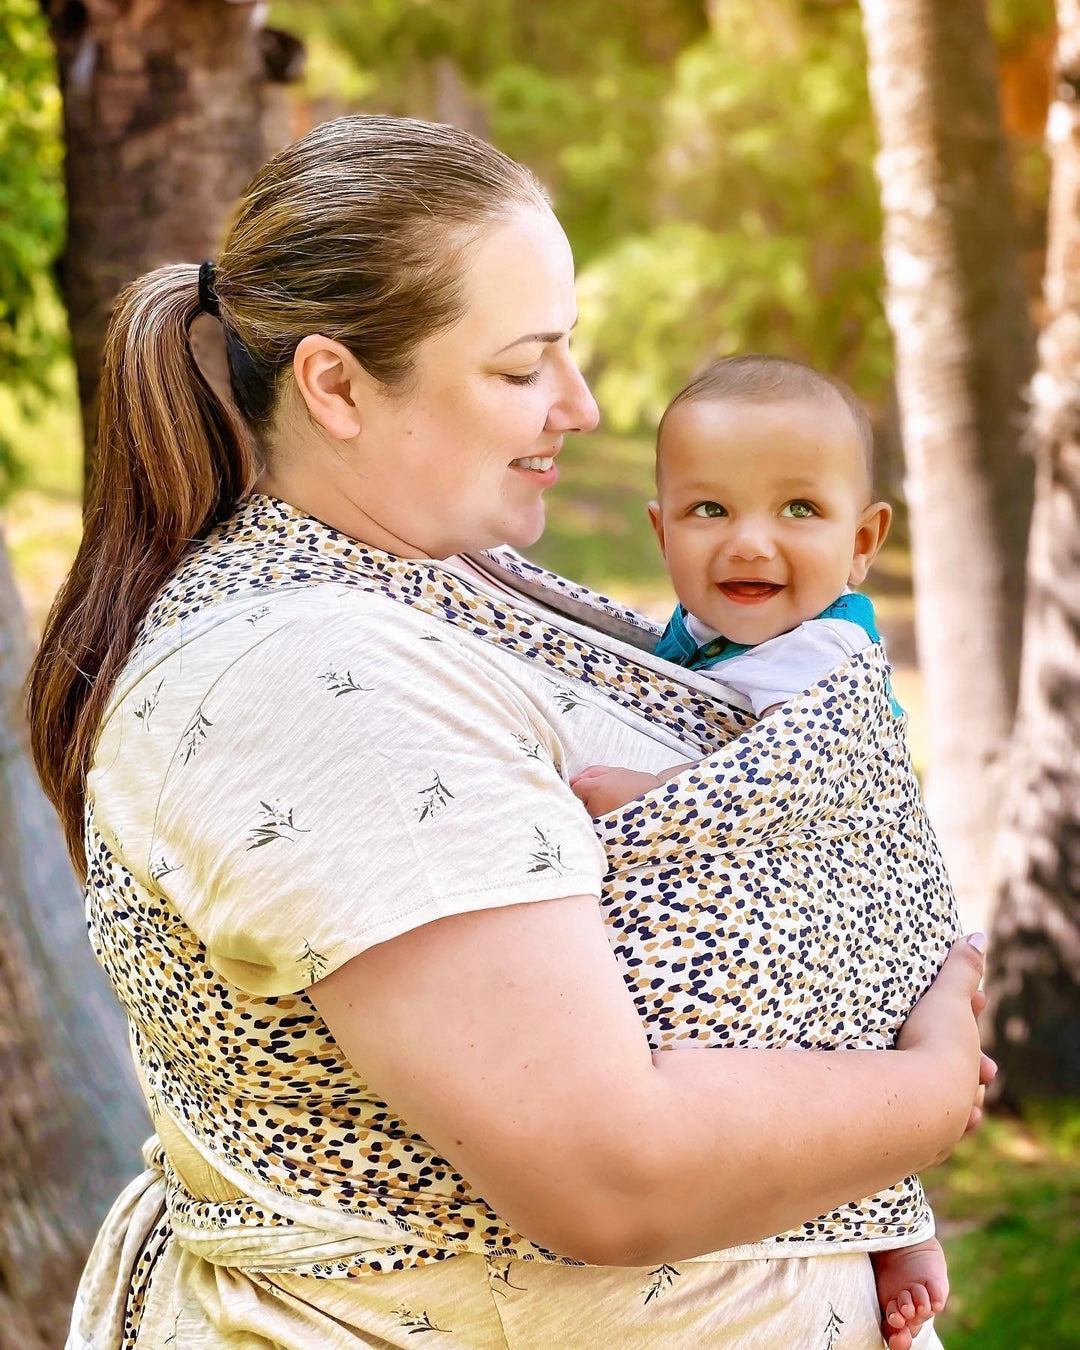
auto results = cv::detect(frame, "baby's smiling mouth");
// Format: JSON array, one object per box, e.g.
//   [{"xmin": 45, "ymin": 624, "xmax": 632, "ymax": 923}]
[{"xmin": 718, "ymin": 580, "xmax": 785, "ymax": 604}]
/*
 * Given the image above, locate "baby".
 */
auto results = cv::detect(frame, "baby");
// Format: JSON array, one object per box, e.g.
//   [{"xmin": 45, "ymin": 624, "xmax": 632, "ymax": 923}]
[{"xmin": 571, "ymin": 354, "xmax": 946, "ymax": 1350}]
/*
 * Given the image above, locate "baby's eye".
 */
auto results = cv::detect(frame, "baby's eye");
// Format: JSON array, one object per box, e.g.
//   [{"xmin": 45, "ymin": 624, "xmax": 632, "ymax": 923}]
[
  {"xmin": 690, "ymin": 501, "xmax": 727, "ymax": 518},
  {"xmin": 781, "ymin": 500, "xmax": 817, "ymax": 519}
]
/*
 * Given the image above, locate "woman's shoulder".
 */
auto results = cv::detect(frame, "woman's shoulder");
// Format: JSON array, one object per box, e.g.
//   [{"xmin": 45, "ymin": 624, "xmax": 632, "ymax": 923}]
[{"xmin": 103, "ymin": 578, "xmax": 542, "ymax": 744}]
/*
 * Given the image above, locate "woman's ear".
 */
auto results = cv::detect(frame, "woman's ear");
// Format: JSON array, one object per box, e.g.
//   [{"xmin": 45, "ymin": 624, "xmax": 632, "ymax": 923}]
[
  {"xmin": 292, "ymin": 334, "xmax": 375, "ymax": 440},
  {"xmin": 647, "ymin": 500, "xmax": 667, "ymax": 557},
  {"xmin": 848, "ymin": 500, "xmax": 892, "ymax": 586}
]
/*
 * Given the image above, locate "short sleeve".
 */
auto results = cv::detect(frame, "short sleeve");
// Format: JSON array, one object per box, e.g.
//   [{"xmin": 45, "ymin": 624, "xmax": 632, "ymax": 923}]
[{"xmin": 109, "ymin": 593, "xmax": 608, "ymax": 996}]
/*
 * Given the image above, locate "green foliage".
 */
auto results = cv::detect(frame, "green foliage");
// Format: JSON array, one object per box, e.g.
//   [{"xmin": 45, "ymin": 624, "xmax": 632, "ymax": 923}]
[
  {"xmin": 988, "ymin": 0, "xmax": 1056, "ymax": 48},
  {"xmin": 270, "ymin": 0, "xmax": 890, "ymax": 433},
  {"xmin": 0, "ymin": 0, "xmax": 67, "ymax": 499},
  {"xmin": 269, "ymin": 1, "xmax": 702, "ymax": 266},
  {"xmin": 577, "ymin": 0, "xmax": 889, "ymax": 430}
]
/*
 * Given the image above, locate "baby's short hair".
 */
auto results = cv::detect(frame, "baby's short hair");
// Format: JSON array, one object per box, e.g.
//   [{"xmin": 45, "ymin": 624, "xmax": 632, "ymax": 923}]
[{"xmin": 657, "ymin": 353, "xmax": 875, "ymax": 489}]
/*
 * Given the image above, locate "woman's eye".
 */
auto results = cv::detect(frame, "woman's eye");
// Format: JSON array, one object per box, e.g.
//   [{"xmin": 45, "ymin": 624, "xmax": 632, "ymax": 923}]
[
  {"xmin": 781, "ymin": 500, "xmax": 817, "ymax": 519},
  {"xmin": 690, "ymin": 501, "xmax": 727, "ymax": 518},
  {"xmin": 501, "ymin": 371, "xmax": 540, "ymax": 386}
]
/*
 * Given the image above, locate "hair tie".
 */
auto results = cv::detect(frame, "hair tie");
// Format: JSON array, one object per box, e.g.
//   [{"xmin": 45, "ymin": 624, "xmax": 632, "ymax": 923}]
[{"xmin": 198, "ymin": 259, "xmax": 220, "ymax": 318}]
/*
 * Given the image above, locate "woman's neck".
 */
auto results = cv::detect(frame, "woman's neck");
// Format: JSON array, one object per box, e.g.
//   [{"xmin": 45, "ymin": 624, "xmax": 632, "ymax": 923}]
[{"xmin": 254, "ymin": 468, "xmax": 435, "ymax": 561}]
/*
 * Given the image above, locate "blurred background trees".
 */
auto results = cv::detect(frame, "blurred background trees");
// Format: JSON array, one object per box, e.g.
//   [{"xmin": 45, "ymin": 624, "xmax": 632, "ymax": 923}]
[
  {"xmin": 985, "ymin": 0, "xmax": 1080, "ymax": 1106},
  {"xmin": 860, "ymin": 0, "xmax": 1035, "ymax": 929},
  {"xmin": 1, "ymin": 0, "xmax": 1077, "ymax": 1342}
]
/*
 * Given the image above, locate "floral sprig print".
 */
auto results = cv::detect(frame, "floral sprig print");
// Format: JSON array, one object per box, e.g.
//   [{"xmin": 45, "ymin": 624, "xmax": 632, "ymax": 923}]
[
  {"xmin": 488, "ymin": 1259, "xmax": 526, "ymax": 1297},
  {"xmin": 246, "ymin": 603, "xmax": 271, "ymax": 625},
  {"xmin": 544, "ymin": 677, "xmax": 586, "ymax": 714},
  {"xmin": 393, "ymin": 1304, "xmax": 450, "ymax": 1335},
  {"xmin": 417, "ymin": 772, "xmax": 455, "ymax": 822},
  {"xmin": 133, "ymin": 680, "xmax": 164, "ymax": 728},
  {"xmin": 419, "ymin": 633, "xmax": 442, "ymax": 643},
  {"xmin": 318, "ymin": 667, "xmax": 372, "ymax": 697},
  {"xmin": 301, "ymin": 939, "xmax": 328, "ymax": 984},
  {"xmin": 149, "ymin": 857, "xmax": 182, "ymax": 884},
  {"xmin": 545, "ymin": 675, "xmax": 585, "ymax": 718},
  {"xmin": 182, "ymin": 708, "xmax": 212, "ymax": 763},
  {"xmin": 642, "ymin": 1263, "xmax": 682, "ymax": 1306},
  {"xmin": 513, "ymin": 734, "xmax": 545, "ymax": 762},
  {"xmin": 246, "ymin": 801, "xmax": 312, "ymax": 850},
  {"xmin": 822, "ymin": 1304, "xmax": 845, "ymax": 1349},
  {"xmin": 527, "ymin": 826, "xmax": 566, "ymax": 875}
]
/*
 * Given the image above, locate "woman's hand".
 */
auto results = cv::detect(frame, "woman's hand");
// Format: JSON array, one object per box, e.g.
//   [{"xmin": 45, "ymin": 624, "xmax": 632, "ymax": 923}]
[{"xmin": 896, "ymin": 934, "xmax": 996, "ymax": 1159}]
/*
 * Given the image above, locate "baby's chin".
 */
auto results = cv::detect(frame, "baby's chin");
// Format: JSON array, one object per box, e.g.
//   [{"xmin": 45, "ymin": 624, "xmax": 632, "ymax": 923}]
[{"xmin": 706, "ymin": 611, "xmax": 820, "ymax": 648}]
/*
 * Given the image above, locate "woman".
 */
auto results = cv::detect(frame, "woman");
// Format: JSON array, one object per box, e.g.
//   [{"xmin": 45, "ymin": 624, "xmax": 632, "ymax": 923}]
[{"xmin": 30, "ymin": 116, "xmax": 989, "ymax": 1349}]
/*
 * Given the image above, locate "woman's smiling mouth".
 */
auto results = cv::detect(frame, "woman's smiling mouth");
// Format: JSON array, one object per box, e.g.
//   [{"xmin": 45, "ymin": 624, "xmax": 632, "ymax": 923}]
[
  {"xmin": 718, "ymin": 580, "xmax": 785, "ymax": 604},
  {"xmin": 510, "ymin": 453, "xmax": 559, "ymax": 486}
]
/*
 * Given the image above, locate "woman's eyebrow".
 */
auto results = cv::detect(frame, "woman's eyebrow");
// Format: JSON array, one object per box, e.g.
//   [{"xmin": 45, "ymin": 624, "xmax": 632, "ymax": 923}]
[{"xmin": 493, "ymin": 319, "xmax": 578, "ymax": 356}]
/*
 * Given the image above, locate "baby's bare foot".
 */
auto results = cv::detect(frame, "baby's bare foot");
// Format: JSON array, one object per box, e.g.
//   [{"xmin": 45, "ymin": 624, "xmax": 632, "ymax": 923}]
[
  {"xmin": 873, "ymin": 1238, "xmax": 948, "ymax": 1350},
  {"xmin": 883, "ymin": 1281, "xmax": 945, "ymax": 1349}
]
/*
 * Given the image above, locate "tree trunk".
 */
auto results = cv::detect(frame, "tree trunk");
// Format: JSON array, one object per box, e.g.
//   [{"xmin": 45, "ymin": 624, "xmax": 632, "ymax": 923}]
[
  {"xmin": 985, "ymin": 3, "xmax": 1080, "ymax": 1104},
  {"xmin": 859, "ymin": 0, "xmax": 1036, "ymax": 931},
  {"xmin": 45, "ymin": 0, "xmax": 299, "ymax": 463},
  {"xmin": 3, "ymin": 7, "xmax": 303, "ymax": 1337},
  {"xmin": 0, "ymin": 524, "xmax": 149, "ymax": 1349}
]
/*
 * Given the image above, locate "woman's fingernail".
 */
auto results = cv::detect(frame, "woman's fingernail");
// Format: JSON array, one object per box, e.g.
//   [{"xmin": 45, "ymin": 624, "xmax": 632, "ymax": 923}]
[{"xmin": 967, "ymin": 932, "xmax": 987, "ymax": 953}]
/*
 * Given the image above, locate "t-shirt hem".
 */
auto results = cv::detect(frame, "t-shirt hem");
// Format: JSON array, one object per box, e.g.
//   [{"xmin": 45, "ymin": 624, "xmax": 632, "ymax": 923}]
[{"xmin": 684, "ymin": 1212, "xmax": 936, "ymax": 1263}]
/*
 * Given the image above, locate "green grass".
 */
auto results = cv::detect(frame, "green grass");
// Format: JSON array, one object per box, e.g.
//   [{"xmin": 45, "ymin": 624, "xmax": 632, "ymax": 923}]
[{"xmin": 930, "ymin": 1106, "xmax": 1080, "ymax": 1348}]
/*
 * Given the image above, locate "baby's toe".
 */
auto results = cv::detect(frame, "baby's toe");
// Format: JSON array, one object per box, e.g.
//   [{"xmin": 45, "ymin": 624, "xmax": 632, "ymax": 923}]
[
  {"xmin": 886, "ymin": 1299, "xmax": 906, "ymax": 1330},
  {"xmin": 897, "ymin": 1288, "xmax": 916, "ymax": 1319},
  {"xmin": 886, "ymin": 1324, "xmax": 914, "ymax": 1350},
  {"xmin": 910, "ymin": 1284, "xmax": 932, "ymax": 1319}
]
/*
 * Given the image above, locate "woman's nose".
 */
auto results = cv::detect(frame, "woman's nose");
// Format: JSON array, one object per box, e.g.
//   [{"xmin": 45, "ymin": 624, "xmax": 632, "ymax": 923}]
[{"xmin": 548, "ymin": 360, "xmax": 600, "ymax": 435}]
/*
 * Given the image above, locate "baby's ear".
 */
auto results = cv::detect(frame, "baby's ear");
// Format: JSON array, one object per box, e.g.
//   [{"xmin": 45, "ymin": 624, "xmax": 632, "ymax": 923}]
[
  {"xmin": 849, "ymin": 500, "xmax": 892, "ymax": 586},
  {"xmin": 647, "ymin": 500, "xmax": 667, "ymax": 556}
]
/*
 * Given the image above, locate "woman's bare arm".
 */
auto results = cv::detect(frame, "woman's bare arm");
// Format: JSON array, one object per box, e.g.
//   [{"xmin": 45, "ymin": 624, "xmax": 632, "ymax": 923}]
[{"xmin": 310, "ymin": 894, "xmax": 985, "ymax": 1266}]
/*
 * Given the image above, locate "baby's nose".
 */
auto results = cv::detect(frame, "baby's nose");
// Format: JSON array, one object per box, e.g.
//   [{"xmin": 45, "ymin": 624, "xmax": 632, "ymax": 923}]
[{"xmin": 725, "ymin": 524, "xmax": 776, "ymax": 562}]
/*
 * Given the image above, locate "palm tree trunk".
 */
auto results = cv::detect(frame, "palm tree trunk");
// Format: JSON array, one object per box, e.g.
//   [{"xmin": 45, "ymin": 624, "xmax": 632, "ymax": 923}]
[
  {"xmin": 45, "ymin": 0, "xmax": 299, "ymax": 463},
  {"xmin": 859, "ymin": 0, "xmax": 1035, "ymax": 930},
  {"xmin": 0, "ymin": 524, "xmax": 149, "ymax": 1347},
  {"xmin": 985, "ymin": 2, "xmax": 1080, "ymax": 1103}
]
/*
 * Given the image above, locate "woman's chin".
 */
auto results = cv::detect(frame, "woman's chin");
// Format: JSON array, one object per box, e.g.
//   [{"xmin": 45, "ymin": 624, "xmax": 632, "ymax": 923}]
[{"xmin": 500, "ymin": 505, "xmax": 547, "ymax": 552}]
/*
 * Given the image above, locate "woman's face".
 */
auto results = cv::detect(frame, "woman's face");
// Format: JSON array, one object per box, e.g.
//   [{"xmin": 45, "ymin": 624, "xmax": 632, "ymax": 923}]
[{"xmin": 305, "ymin": 206, "xmax": 599, "ymax": 559}]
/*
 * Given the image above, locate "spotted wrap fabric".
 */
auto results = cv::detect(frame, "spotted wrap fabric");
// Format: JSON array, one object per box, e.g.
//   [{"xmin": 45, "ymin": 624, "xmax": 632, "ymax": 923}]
[{"xmin": 78, "ymin": 494, "xmax": 956, "ymax": 1345}]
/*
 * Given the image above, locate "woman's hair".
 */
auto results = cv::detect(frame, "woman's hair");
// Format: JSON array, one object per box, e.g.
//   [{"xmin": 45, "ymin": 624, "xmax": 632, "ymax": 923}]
[{"xmin": 28, "ymin": 115, "xmax": 549, "ymax": 871}]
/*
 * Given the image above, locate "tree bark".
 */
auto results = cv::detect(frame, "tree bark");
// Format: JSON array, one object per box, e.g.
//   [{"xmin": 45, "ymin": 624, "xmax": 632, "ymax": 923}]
[
  {"xmin": 985, "ymin": 3, "xmax": 1080, "ymax": 1103},
  {"xmin": 45, "ymin": 0, "xmax": 298, "ymax": 464},
  {"xmin": 859, "ymin": 0, "xmax": 1036, "ymax": 931},
  {"xmin": 0, "ymin": 523, "xmax": 149, "ymax": 1349},
  {"xmin": 4, "ymin": 6, "xmax": 303, "ymax": 1336}
]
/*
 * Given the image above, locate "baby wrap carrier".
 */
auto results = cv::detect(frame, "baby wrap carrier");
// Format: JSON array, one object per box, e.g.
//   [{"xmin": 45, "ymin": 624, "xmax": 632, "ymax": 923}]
[{"xmin": 73, "ymin": 495, "xmax": 956, "ymax": 1346}]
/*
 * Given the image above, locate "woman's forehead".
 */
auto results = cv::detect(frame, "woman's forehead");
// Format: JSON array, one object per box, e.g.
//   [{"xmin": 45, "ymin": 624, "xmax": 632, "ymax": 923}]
[{"xmin": 454, "ymin": 208, "xmax": 578, "ymax": 342}]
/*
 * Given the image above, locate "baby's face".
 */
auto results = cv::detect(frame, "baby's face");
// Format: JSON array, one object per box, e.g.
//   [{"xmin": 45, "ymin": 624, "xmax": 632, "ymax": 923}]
[{"xmin": 649, "ymin": 395, "xmax": 890, "ymax": 647}]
